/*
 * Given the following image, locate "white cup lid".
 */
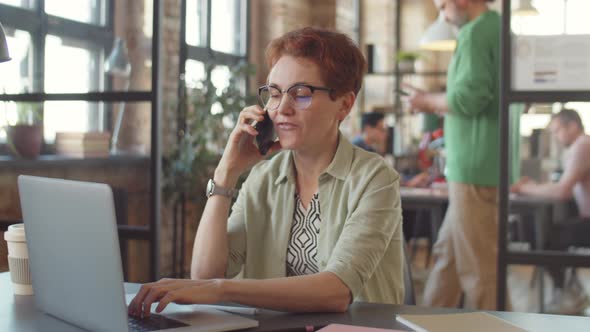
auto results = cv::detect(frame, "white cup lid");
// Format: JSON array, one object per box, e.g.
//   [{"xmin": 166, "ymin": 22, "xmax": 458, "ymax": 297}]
[{"xmin": 4, "ymin": 223, "xmax": 26, "ymax": 242}]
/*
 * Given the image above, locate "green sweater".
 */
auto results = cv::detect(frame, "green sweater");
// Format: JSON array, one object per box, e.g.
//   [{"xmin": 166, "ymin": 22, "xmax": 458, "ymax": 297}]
[{"xmin": 445, "ymin": 10, "xmax": 519, "ymax": 186}]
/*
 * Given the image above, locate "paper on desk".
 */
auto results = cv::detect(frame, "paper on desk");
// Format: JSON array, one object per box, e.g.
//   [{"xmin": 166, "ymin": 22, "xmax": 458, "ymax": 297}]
[
  {"xmin": 318, "ymin": 324, "xmax": 405, "ymax": 331},
  {"xmin": 513, "ymin": 34, "xmax": 590, "ymax": 91},
  {"xmin": 396, "ymin": 312, "xmax": 527, "ymax": 332}
]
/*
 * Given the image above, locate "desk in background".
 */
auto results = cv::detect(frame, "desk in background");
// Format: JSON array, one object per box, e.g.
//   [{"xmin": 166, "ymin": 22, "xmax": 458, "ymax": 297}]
[
  {"xmin": 400, "ymin": 187, "xmax": 448, "ymax": 246},
  {"xmin": 400, "ymin": 187, "xmax": 572, "ymax": 250},
  {"xmin": 2, "ymin": 273, "xmax": 590, "ymax": 332},
  {"xmin": 400, "ymin": 187, "xmax": 574, "ymax": 313}
]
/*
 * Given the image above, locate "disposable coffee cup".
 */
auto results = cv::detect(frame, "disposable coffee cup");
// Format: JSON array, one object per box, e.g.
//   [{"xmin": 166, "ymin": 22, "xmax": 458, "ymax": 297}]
[{"xmin": 4, "ymin": 223, "xmax": 33, "ymax": 295}]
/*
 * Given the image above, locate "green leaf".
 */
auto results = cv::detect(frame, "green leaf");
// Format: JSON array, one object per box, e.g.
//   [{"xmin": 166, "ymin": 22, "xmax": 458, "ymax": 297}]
[{"xmin": 162, "ymin": 61, "xmax": 257, "ymax": 204}]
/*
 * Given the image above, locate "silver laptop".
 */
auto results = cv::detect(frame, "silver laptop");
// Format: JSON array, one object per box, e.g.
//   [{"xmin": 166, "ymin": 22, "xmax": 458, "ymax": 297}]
[{"xmin": 18, "ymin": 175, "xmax": 258, "ymax": 332}]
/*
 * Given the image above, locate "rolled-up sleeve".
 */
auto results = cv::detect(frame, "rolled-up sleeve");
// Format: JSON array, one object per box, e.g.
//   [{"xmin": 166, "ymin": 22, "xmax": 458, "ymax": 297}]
[
  {"xmin": 324, "ymin": 165, "xmax": 402, "ymax": 298},
  {"xmin": 225, "ymin": 179, "xmax": 248, "ymax": 278},
  {"xmin": 447, "ymin": 31, "xmax": 496, "ymax": 117}
]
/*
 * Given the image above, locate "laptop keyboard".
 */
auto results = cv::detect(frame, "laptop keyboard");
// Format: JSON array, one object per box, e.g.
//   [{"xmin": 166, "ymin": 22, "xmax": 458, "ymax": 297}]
[{"xmin": 128, "ymin": 314, "xmax": 189, "ymax": 332}]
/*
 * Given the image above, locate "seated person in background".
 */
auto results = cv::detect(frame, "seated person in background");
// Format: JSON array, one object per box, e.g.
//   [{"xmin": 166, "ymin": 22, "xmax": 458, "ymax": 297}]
[
  {"xmin": 512, "ymin": 108, "xmax": 590, "ymax": 314},
  {"xmin": 401, "ymin": 129, "xmax": 445, "ymax": 188},
  {"xmin": 402, "ymin": 171, "xmax": 431, "ymax": 188},
  {"xmin": 352, "ymin": 111, "xmax": 387, "ymax": 154},
  {"xmin": 128, "ymin": 27, "xmax": 404, "ymax": 317}
]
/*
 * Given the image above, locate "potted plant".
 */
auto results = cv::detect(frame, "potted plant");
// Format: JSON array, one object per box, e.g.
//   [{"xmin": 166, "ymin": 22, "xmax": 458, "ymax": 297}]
[
  {"xmin": 163, "ymin": 62, "xmax": 257, "ymax": 204},
  {"xmin": 396, "ymin": 50, "xmax": 421, "ymax": 73},
  {"xmin": 162, "ymin": 62, "xmax": 257, "ymax": 277},
  {"xmin": 6, "ymin": 102, "xmax": 43, "ymax": 159}
]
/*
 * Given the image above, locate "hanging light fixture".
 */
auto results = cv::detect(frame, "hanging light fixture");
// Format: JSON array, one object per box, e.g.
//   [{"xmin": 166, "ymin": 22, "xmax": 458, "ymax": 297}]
[
  {"xmin": 512, "ymin": 0, "xmax": 539, "ymax": 17},
  {"xmin": 419, "ymin": 12, "xmax": 457, "ymax": 52},
  {"xmin": 105, "ymin": 38, "xmax": 131, "ymax": 77},
  {"xmin": 0, "ymin": 21, "xmax": 11, "ymax": 63}
]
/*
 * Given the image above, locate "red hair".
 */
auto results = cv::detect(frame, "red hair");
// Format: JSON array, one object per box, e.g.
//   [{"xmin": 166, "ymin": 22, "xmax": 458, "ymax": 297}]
[{"xmin": 265, "ymin": 27, "xmax": 366, "ymax": 98}]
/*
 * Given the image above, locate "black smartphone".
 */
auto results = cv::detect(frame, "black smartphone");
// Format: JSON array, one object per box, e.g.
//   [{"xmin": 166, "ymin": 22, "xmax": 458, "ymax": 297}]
[{"xmin": 253, "ymin": 111, "xmax": 275, "ymax": 155}]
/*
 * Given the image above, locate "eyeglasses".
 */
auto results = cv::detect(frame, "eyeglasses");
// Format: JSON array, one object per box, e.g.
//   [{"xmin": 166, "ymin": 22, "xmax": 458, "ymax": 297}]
[{"xmin": 258, "ymin": 83, "xmax": 333, "ymax": 111}]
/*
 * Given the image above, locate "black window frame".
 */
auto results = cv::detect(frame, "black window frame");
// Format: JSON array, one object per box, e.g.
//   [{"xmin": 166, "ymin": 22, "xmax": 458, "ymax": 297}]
[
  {"xmin": 179, "ymin": 0, "xmax": 249, "ymax": 94},
  {"xmin": 0, "ymin": 0, "xmax": 162, "ymax": 281},
  {"xmin": 168, "ymin": 0, "xmax": 249, "ymax": 278},
  {"xmin": 0, "ymin": 0, "xmax": 152, "ymax": 150}
]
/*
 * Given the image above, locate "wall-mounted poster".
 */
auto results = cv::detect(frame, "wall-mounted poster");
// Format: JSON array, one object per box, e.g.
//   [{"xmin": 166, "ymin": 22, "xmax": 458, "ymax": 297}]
[{"xmin": 512, "ymin": 34, "xmax": 590, "ymax": 90}]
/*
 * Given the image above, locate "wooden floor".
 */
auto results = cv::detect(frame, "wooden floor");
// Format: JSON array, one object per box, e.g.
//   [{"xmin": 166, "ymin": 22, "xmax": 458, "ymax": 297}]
[{"xmin": 409, "ymin": 239, "xmax": 590, "ymax": 315}]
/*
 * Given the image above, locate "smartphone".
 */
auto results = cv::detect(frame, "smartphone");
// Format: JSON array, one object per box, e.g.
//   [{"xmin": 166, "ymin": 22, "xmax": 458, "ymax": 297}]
[
  {"xmin": 395, "ymin": 88, "xmax": 410, "ymax": 96},
  {"xmin": 253, "ymin": 110, "xmax": 275, "ymax": 155}
]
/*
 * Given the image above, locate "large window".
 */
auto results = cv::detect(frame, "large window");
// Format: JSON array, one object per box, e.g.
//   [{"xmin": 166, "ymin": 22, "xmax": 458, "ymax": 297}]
[
  {"xmin": 513, "ymin": 0, "xmax": 590, "ymax": 137},
  {"xmin": 0, "ymin": 0, "xmax": 160, "ymax": 281},
  {"xmin": 0, "ymin": 0, "xmax": 154, "ymax": 145},
  {"xmin": 45, "ymin": 0, "xmax": 106, "ymax": 25},
  {"xmin": 0, "ymin": 28, "xmax": 32, "ymax": 94},
  {"xmin": 183, "ymin": 0, "xmax": 248, "ymax": 91},
  {"xmin": 0, "ymin": 0, "xmax": 35, "ymax": 9},
  {"xmin": 210, "ymin": 0, "xmax": 246, "ymax": 55},
  {"xmin": 512, "ymin": 0, "xmax": 590, "ymax": 35}
]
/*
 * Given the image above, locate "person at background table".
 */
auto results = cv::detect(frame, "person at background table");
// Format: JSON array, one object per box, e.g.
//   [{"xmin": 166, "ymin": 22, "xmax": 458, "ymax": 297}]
[
  {"xmin": 128, "ymin": 27, "xmax": 404, "ymax": 317},
  {"xmin": 512, "ymin": 108, "xmax": 590, "ymax": 314},
  {"xmin": 351, "ymin": 111, "xmax": 433, "ymax": 187},
  {"xmin": 352, "ymin": 111, "xmax": 387, "ymax": 155},
  {"xmin": 401, "ymin": 0, "xmax": 520, "ymax": 310}
]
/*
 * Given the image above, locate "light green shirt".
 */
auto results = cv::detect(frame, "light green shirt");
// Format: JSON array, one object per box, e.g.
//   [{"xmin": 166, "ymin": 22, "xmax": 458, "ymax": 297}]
[{"xmin": 225, "ymin": 134, "xmax": 404, "ymax": 304}]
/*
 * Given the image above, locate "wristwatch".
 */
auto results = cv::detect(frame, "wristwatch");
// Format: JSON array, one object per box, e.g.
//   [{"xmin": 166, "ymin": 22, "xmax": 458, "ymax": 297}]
[{"xmin": 206, "ymin": 179, "xmax": 238, "ymax": 199}]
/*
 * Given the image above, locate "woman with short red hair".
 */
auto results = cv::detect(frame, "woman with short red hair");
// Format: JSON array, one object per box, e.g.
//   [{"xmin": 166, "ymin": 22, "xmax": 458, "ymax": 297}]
[{"xmin": 129, "ymin": 27, "xmax": 404, "ymax": 315}]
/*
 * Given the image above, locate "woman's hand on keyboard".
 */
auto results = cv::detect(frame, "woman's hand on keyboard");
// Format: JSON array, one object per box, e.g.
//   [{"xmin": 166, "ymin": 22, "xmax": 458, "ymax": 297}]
[{"xmin": 128, "ymin": 278, "xmax": 225, "ymax": 318}]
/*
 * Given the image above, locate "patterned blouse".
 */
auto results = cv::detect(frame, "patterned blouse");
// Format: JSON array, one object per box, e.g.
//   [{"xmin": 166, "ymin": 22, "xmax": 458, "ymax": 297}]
[{"xmin": 286, "ymin": 193, "xmax": 321, "ymax": 276}]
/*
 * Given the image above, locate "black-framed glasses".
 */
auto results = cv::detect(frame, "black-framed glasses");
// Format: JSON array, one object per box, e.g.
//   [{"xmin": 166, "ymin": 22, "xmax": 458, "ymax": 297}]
[{"xmin": 258, "ymin": 83, "xmax": 333, "ymax": 111}]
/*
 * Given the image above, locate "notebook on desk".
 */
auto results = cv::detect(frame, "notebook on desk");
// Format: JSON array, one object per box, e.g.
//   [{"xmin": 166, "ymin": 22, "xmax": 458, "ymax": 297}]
[
  {"xmin": 18, "ymin": 175, "xmax": 258, "ymax": 332},
  {"xmin": 395, "ymin": 312, "xmax": 527, "ymax": 332}
]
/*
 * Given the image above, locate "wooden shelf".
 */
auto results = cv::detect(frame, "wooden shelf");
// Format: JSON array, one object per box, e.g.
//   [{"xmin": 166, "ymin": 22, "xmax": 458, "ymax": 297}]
[{"xmin": 0, "ymin": 154, "xmax": 150, "ymax": 168}]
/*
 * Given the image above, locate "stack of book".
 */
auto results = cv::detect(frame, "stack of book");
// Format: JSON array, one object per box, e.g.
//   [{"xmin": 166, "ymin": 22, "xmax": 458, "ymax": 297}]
[{"xmin": 55, "ymin": 132, "xmax": 111, "ymax": 158}]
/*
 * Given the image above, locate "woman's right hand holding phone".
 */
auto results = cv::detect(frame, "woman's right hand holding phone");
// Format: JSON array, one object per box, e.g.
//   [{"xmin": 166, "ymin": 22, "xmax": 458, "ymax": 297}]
[{"xmin": 214, "ymin": 105, "xmax": 281, "ymax": 188}]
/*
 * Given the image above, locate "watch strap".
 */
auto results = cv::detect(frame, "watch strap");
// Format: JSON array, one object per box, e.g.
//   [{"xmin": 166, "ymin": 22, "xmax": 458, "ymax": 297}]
[{"xmin": 208, "ymin": 179, "xmax": 238, "ymax": 199}]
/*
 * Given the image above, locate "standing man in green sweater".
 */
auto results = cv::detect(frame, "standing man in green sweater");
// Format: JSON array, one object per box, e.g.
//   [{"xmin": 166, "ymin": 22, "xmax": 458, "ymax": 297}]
[{"xmin": 404, "ymin": 0, "xmax": 505, "ymax": 310}]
